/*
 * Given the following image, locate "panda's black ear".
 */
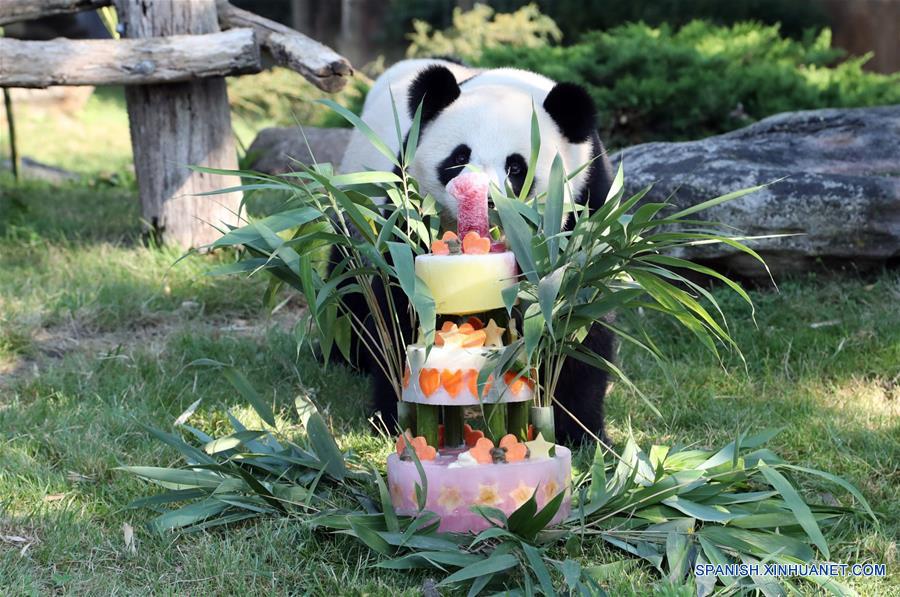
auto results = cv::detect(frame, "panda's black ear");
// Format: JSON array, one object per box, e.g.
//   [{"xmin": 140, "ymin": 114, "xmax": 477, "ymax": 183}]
[
  {"xmin": 543, "ymin": 82, "xmax": 597, "ymax": 144},
  {"xmin": 408, "ymin": 65, "xmax": 461, "ymax": 123}
]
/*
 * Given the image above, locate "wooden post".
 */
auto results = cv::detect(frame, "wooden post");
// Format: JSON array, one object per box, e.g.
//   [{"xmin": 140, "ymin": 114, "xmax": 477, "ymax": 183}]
[
  {"xmin": 2, "ymin": 89, "xmax": 19, "ymax": 180},
  {"xmin": 115, "ymin": 0, "xmax": 243, "ymax": 248}
]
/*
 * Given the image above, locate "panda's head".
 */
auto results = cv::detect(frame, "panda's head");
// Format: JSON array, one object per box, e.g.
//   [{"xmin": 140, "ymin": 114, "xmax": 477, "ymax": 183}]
[{"xmin": 406, "ymin": 64, "xmax": 598, "ymax": 222}]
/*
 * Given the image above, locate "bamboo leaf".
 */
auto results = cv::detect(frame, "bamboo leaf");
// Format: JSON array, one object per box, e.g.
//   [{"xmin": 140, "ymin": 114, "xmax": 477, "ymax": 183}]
[
  {"xmin": 118, "ymin": 466, "xmax": 224, "ymax": 489},
  {"xmin": 305, "ymin": 413, "xmax": 347, "ymax": 481},
  {"xmin": 151, "ymin": 499, "xmax": 230, "ymax": 532},
  {"xmin": 438, "ymin": 554, "xmax": 519, "ymax": 586},
  {"xmin": 318, "ymin": 99, "xmax": 400, "ymax": 168},
  {"xmin": 493, "ymin": 187, "xmax": 539, "ymax": 283},
  {"xmin": 347, "ymin": 519, "xmax": 393, "ymax": 556},
  {"xmin": 537, "ymin": 265, "xmax": 566, "ymax": 337},
  {"xmin": 758, "ymin": 463, "xmax": 830, "ymax": 559},
  {"xmin": 779, "ymin": 464, "xmax": 877, "ymax": 524},
  {"xmin": 203, "ymin": 430, "xmax": 267, "ymax": 455},
  {"xmin": 374, "ymin": 472, "xmax": 399, "ymax": 533},
  {"xmin": 405, "ymin": 100, "xmax": 423, "ymax": 167},
  {"xmin": 220, "ymin": 367, "xmax": 276, "ymax": 427},
  {"xmin": 518, "ymin": 104, "xmax": 541, "ymax": 201},
  {"xmin": 522, "ymin": 543, "xmax": 556, "ymax": 597},
  {"xmin": 669, "ymin": 181, "xmax": 773, "ymax": 219},
  {"xmin": 543, "ymin": 154, "xmax": 565, "ymax": 265}
]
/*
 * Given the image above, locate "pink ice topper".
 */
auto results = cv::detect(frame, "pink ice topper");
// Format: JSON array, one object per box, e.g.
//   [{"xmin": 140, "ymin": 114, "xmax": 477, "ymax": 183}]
[{"xmin": 446, "ymin": 172, "xmax": 490, "ymax": 239}]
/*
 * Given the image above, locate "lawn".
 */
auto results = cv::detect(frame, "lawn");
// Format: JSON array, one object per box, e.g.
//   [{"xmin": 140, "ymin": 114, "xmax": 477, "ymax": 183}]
[{"xmin": 1, "ymin": 173, "xmax": 897, "ymax": 595}]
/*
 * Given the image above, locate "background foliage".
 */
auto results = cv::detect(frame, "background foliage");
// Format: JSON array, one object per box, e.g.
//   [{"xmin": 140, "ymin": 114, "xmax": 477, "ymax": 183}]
[
  {"xmin": 386, "ymin": 0, "xmax": 829, "ymax": 48},
  {"xmin": 408, "ymin": 7, "xmax": 900, "ymax": 147}
]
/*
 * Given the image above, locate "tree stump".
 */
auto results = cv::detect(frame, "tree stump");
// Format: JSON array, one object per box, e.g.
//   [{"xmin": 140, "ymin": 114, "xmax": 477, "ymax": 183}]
[{"xmin": 115, "ymin": 0, "xmax": 243, "ymax": 248}]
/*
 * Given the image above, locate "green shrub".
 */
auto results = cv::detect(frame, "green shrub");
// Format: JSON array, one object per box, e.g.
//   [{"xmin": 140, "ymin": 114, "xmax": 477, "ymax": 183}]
[
  {"xmin": 228, "ymin": 68, "xmax": 369, "ymax": 130},
  {"xmin": 406, "ymin": 3, "xmax": 560, "ymax": 60},
  {"xmin": 476, "ymin": 21, "xmax": 900, "ymax": 147},
  {"xmin": 385, "ymin": 0, "xmax": 829, "ymax": 48}
]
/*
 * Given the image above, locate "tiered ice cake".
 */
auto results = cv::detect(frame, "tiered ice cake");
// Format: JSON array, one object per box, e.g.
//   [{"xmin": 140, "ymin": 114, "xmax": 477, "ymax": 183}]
[{"xmin": 387, "ymin": 172, "xmax": 571, "ymax": 533}]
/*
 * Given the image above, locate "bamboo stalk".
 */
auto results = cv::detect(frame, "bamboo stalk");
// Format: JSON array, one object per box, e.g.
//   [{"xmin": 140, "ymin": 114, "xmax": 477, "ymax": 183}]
[
  {"xmin": 530, "ymin": 405, "xmax": 556, "ymax": 443},
  {"xmin": 397, "ymin": 401, "xmax": 416, "ymax": 435},
  {"xmin": 443, "ymin": 405, "xmax": 464, "ymax": 448},
  {"xmin": 507, "ymin": 400, "xmax": 530, "ymax": 442},
  {"xmin": 416, "ymin": 403, "xmax": 440, "ymax": 449}
]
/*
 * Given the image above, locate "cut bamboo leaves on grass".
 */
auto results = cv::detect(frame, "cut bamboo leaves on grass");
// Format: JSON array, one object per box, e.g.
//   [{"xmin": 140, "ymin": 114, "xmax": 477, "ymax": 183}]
[{"xmin": 123, "ymin": 371, "xmax": 876, "ymax": 595}]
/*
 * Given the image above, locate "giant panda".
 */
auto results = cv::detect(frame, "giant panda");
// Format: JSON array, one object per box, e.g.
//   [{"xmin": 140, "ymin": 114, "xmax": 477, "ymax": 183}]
[{"xmin": 337, "ymin": 58, "xmax": 616, "ymax": 444}]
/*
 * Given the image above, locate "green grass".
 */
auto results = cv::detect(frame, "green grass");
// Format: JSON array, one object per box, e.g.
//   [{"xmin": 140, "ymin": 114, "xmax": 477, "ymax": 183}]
[
  {"xmin": 1, "ymin": 86, "xmax": 278, "ymax": 177},
  {"xmin": 1, "ymin": 180, "xmax": 898, "ymax": 594}
]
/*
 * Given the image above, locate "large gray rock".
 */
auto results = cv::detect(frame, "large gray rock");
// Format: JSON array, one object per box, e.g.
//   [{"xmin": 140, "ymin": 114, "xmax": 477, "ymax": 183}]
[
  {"xmin": 246, "ymin": 126, "xmax": 352, "ymax": 174},
  {"xmin": 611, "ymin": 106, "xmax": 900, "ymax": 278}
]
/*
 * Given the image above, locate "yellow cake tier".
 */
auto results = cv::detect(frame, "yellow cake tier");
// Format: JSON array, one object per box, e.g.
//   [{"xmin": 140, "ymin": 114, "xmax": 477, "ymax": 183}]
[
  {"xmin": 402, "ymin": 344, "xmax": 534, "ymax": 405},
  {"xmin": 414, "ymin": 251, "xmax": 517, "ymax": 315}
]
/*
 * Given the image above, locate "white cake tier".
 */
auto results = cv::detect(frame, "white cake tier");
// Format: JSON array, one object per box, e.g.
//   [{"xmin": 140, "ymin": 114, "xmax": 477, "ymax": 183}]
[
  {"xmin": 415, "ymin": 251, "xmax": 517, "ymax": 315},
  {"xmin": 402, "ymin": 345, "xmax": 534, "ymax": 405}
]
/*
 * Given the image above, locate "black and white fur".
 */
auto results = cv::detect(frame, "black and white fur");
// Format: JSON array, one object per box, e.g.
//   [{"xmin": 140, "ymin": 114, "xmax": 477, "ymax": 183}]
[{"xmin": 337, "ymin": 59, "xmax": 616, "ymax": 444}]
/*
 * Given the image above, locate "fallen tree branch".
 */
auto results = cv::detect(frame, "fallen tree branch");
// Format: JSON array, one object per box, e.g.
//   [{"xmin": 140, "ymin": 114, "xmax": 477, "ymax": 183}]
[
  {"xmin": 0, "ymin": 0, "xmax": 112, "ymax": 25},
  {"xmin": 216, "ymin": 0, "xmax": 352, "ymax": 93},
  {"xmin": 0, "ymin": 28, "xmax": 261, "ymax": 88}
]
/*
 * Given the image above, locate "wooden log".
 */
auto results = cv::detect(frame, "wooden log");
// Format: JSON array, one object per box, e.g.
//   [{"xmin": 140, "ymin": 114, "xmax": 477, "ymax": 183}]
[
  {"xmin": 0, "ymin": 0, "xmax": 111, "ymax": 26},
  {"xmin": 0, "ymin": 29, "xmax": 261, "ymax": 88},
  {"xmin": 115, "ymin": 0, "xmax": 243, "ymax": 249},
  {"xmin": 216, "ymin": 0, "xmax": 352, "ymax": 93}
]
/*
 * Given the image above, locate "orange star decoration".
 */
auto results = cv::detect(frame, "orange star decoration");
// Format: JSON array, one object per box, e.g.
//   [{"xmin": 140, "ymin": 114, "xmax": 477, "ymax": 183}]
[
  {"xmin": 395, "ymin": 433, "xmax": 437, "ymax": 461},
  {"xmin": 483, "ymin": 319, "xmax": 505, "ymax": 347},
  {"xmin": 509, "ymin": 481, "xmax": 537, "ymax": 508},
  {"xmin": 525, "ymin": 432, "xmax": 555, "ymax": 460},
  {"xmin": 544, "ymin": 478, "xmax": 560, "ymax": 500},
  {"xmin": 389, "ymin": 481, "xmax": 405, "ymax": 505},
  {"xmin": 467, "ymin": 437, "xmax": 495, "ymax": 464},
  {"xmin": 474, "ymin": 483, "xmax": 503, "ymax": 506},
  {"xmin": 437, "ymin": 485, "xmax": 463, "ymax": 511},
  {"xmin": 435, "ymin": 322, "xmax": 487, "ymax": 348}
]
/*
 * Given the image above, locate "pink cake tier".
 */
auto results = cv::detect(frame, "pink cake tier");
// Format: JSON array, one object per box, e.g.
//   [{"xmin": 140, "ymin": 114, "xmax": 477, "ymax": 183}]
[
  {"xmin": 386, "ymin": 446, "xmax": 572, "ymax": 533},
  {"xmin": 402, "ymin": 345, "xmax": 534, "ymax": 405}
]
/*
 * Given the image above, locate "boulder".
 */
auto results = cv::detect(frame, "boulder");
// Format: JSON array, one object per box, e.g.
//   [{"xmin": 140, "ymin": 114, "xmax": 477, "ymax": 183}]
[
  {"xmin": 610, "ymin": 105, "xmax": 900, "ymax": 279},
  {"xmin": 246, "ymin": 126, "xmax": 352, "ymax": 174}
]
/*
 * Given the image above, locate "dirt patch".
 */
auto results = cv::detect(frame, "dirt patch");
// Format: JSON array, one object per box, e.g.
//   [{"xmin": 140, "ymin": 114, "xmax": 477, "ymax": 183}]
[{"xmin": 0, "ymin": 304, "xmax": 305, "ymax": 391}]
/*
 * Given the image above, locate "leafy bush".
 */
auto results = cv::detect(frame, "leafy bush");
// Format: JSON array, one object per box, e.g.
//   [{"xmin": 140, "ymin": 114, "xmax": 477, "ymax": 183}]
[
  {"xmin": 228, "ymin": 68, "xmax": 369, "ymax": 130},
  {"xmin": 406, "ymin": 5, "xmax": 899, "ymax": 147},
  {"xmin": 477, "ymin": 20, "xmax": 900, "ymax": 147},
  {"xmin": 406, "ymin": 3, "xmax": 561, "ymax": 60},
  {"xmin": 386, "ymin": 0, "xmax": 829, "ymax": 47}
]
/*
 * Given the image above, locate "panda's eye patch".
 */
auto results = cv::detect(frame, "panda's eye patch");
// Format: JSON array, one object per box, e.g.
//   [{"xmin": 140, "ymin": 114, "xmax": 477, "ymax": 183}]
[
  {"xmin": 505, "ymin": 154, "xmax": 527, "ymax": 177},
  {"xmin": 451, "ymin": 145, "xmax": 470, "ymax": 166},
  {"xmin": 505, "ymin": 153, "xmax": 528, "ymax": 196},
  {"xmin": 437, "ymin": 144, "xmax": 471, "ymax": 186}
]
